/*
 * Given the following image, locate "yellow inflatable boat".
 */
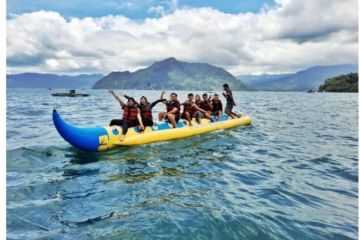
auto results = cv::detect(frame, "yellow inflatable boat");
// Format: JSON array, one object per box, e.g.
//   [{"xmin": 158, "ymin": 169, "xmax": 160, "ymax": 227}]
[{"xmin": 53, "ymin": 109, "xmax": 252, "ymax": 152}]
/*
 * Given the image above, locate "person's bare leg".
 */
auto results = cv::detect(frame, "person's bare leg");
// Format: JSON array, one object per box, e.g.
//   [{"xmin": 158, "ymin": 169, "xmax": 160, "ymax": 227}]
[
  {"xmin": 194, "ymin": 112, "xmax": 201, "ymax": 124},
  {"xmin": 231, "ymin": 111, "xmax": 241, "ymax": 118},
  {"xmin": 167, "ymin": 114, "xmax": 177, "ymax": 128},
  {"xmin": 158, "ymin": 112, "xmax": 166, "ymax": 121},
  {"xmin": 225, "ymin": 110, "xmax": 230, "ymax": 117},
  {"xmin": 217, "ymin": 111, "xmax": 222, "ymax": 121},
  {"xmin": 204, "ymin": 112, "xmax": 212, "ymax": 120},
  {"xmin": 225, "ymin": 110, "xmax": 234, "ymax": 119},
  {"xmin": 119, "ymin": 134, "xmax": 125, "ymax": 141},
  {"xmin": 185, "ymin": 112, "xmax": 192, "ymax": 126},
  {"xmin": 119, "ymin": 120, "xmax": 129, "ymax": 141}
]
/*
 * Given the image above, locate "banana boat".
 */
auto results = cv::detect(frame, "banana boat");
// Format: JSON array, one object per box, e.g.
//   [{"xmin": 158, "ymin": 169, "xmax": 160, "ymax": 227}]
[{"xmin": 52, "ymin": 109, "xmax": 252, "ymax": 152}]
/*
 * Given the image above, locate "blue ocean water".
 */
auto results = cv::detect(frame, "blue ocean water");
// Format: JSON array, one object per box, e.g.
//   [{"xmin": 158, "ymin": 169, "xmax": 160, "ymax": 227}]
[{"xmin": 7, "ymin": 89, "xmax": 358, "ymax": 239}]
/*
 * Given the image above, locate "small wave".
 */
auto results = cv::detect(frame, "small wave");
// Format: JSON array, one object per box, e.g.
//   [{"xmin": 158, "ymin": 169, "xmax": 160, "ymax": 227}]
[
  {"xmin": 309, "ymin": 156, "xmax": 337, "ymax": 165},
  {"xmin": 341, "ymin": 136, "xmax": 358, "ymax": 142},
  {"xmin": 62, "ymin": 168, "xmax": 100, "ymax": 178},
  {"xmin": 254, "ymin": 149, "xmax": 268, "ymax": 155},
  {"xmin": 305, "ymin": 182, "xmax": 358, "ymax": 198},
  {"xmin": 57, "ymin": 189, "xmax": 105, "ymax": 200},
  {"xmin": 329, "ymin": 167, "xmax": 358, "ymax": 182},
  {"xmin": 60, "ymin": 212, "xmax": 115, "ymax": 227}
]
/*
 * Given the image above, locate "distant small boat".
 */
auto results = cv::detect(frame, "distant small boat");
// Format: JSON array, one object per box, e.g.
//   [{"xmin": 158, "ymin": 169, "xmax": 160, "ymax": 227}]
[
  {"xmin": 307, "ymin": 90, "xmax": 315, "ymax": 93},
  {"xmin": 51, "ymin": 89, "xmax": 90, "ymax": 97}
]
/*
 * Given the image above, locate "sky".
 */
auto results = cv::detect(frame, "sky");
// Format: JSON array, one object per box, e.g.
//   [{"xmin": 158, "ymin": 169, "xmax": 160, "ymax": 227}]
[{"xmin": 6, "ymin": 0, "xmax": 359, "ymax": 75}]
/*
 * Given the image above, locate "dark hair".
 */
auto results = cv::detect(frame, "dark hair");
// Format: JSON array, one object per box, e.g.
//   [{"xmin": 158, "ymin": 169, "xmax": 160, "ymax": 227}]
[
  {"xmin": 223, "ymin": 83, "xmax": 229, "ymax": 88},
  {"xmin": 170, "ymin": 93, "xmax": 177, "ymax": 97},
  {"xmin": 214, "ymin": 93, "xmax": 219, "ymax": 96},
  {"xmin": 140, "ymin": 96, "xmax": 148, "ymax": 103},
  {"xmin": 128, "ymin": 97, "xmax": 136, "ymax": 103},
  {"xmin": 188, "ymin": 93, "xmax": 194, "ymax": 97},
  {"xmin": 202, "ymin": 93, "xmax": 208, "ymax": 97}
]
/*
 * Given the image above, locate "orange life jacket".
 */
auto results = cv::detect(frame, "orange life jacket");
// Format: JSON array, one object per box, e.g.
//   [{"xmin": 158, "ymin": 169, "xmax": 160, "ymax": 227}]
[
  {"xmin": 122, "ymin": 106, "xmax": 138, "ymax": 121},
  {"xmin": 139, "ymin": 104, "xmax": 153, "ymax": 120}
]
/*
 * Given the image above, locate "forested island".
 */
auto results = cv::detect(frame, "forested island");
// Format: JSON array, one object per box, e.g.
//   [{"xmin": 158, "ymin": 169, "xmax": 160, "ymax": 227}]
[{"xmin": 318, "ymin": 73, "xmax": 358, "ymax": 92}]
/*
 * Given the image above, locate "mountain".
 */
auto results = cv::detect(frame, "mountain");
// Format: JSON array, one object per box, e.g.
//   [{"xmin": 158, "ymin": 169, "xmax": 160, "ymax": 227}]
[
  {"xmin": 245, "ymin": 64, "xmax": 358, "ymax": 91},
  {"xmin": 237, "ymin": 74, "xmax": 291, "ymax": 90},
  {"xmin": 7, "ymin": 73, "xmax": 104, "ymax": 89},
  {"xmin": 92, "ymin": 57, "xmax": 247, "ymax": 90},
  {"xmin": 319, "ymin": 73, "xmax": 358, "ymax": 92}
]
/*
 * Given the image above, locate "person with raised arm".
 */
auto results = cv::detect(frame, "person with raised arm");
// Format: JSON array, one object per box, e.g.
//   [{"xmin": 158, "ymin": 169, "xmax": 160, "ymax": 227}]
[
  {"xmin": 121, "ymin": 91, "xmax": 165, "ymax": 132},
  {"xmin": 158, "ymin": 92, "xmax": 181, "ymax": 128},
  {"xmin": 108, "ymin": 89, "xmax": 144, "ymax": 141}
]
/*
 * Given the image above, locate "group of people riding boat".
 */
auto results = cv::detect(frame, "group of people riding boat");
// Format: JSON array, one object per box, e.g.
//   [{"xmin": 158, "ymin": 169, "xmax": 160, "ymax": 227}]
[{"xmin": 108, "ymin": 83, "xmax": 241, "ymax": 141}]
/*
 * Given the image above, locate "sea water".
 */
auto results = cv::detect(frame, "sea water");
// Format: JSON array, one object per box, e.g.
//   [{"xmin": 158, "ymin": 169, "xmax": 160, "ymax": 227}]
[{"xmin": 7, "ymin": 89, "xmax": 358, "ymax": 239}]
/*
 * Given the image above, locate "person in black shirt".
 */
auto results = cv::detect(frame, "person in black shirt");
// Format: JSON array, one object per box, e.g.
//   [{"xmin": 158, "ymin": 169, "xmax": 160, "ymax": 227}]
[
  {"xmin": 211, "ymin": 93, "xmax": 223, "ymax": 121},
  {"xmin": 223, "ymin": 83, "xmax": 241, "ymax": 118},
  {"xmin": 158, "ymin": 92, "xmax": 181, "ymax": 128}
]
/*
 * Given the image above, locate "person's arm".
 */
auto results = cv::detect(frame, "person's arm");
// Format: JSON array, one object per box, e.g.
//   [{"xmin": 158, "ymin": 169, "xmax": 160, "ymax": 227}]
[
  {"xmin": 167, "ymin": 102, "xmax": 179, "ymax": 114},
  {"xmin": 147, "ymin": 99, "xmax": 164, "ymax": 110},
  {"xmin": 208, "ymin": 96, "xmax": 213, "ymax": 108},
  {"xmin": 122, "ymin": 93, "xmax": 140, "ymax": 106},
  {"xmin": 108, "ymin": 89, "xmax": 126, "ymax": 108},
  {"xmin": 136, "ymin": 109, "xmax": 144, "ymax": 130},
  {"xmin": 207, "ymin": 99, "xmax": 213, "ymax": 109},
  {"xmin": 158, "ymin": 90, "xmax": 167, "ymax": 105},
  {"xmin": 168, "ymin": 107, "xmax": 178, "ymax": 114},
  {"xmin": 193, "ymin": 103, "xmax": 206, "ymax": 113}
]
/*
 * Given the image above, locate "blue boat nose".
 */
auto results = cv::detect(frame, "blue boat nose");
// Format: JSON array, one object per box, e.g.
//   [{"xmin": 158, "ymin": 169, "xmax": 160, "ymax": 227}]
[{"xmin": 52, "ymin": 109, "xmax": 108, "ymax": 152}]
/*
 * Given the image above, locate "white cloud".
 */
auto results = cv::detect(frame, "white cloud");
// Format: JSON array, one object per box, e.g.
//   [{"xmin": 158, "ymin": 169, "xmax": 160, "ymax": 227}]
[{"xmin": 6, "ymin": 0, "xmax": 358, "ymax": 75}]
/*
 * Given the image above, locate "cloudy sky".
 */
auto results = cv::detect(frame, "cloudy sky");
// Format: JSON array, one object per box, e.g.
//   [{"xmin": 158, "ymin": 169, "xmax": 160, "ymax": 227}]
[{"xmin": 6, "ymin": 0, "xmax": 358, "ymax": 75}]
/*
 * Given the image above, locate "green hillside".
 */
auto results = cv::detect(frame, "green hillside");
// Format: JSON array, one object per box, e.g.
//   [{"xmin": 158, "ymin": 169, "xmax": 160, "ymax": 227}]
[
  {"xmin": 318, "ymin": 73, "xmax": 358, "ymax": 92},
  {"xmin": 92, "ymin": 57, "xmax": 247, "ymax": 90}
]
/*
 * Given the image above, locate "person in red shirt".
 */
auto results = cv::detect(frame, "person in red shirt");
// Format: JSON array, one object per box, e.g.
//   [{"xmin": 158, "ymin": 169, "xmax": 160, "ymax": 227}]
[
  {"xmin": 193, "ymin": 94, "xmax": 212, "ymax": 123},
  {"xmin": 181, "ymin": 93, "xmax": 196, "ymax": 126},
  {"xmin": 181, "ymin": 93, "xmax": 209, "ymax": 126}
]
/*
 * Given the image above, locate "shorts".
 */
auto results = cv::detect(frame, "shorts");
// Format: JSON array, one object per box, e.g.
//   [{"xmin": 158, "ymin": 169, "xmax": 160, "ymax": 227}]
[
  {"xmin": 194, "ymin": 111, "xmax": 204, "ymax": 119},
  {"xmin": 225, "ymin": 102, "xmax": 234, "ymax": 112},
  {"xmin": 165, "ymin": 114, "xmax": 180, "ymax": 123},
  {"xmin": 181, "ymin": 112, "xmax": 194, "ymax": 119}
]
